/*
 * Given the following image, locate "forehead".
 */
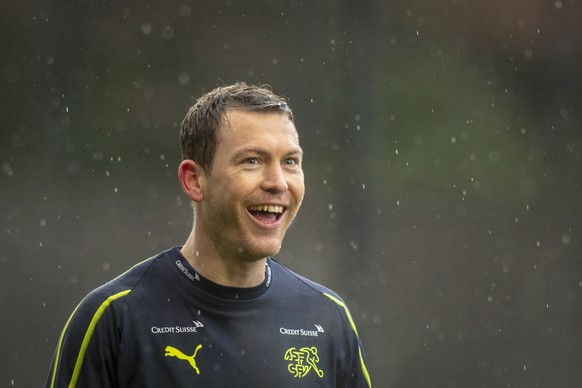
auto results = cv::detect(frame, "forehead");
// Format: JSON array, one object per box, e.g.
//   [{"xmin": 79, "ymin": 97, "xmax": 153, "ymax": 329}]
[{"xmin": 219, "ymin": 109, "xmax": 300, "ymax": 145}]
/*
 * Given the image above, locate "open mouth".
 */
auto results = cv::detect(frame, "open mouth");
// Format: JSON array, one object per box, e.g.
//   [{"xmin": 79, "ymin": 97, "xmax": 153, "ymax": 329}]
[{"xmin": 247, "ymin": 205, "xmax": 285, "ymax": 223}]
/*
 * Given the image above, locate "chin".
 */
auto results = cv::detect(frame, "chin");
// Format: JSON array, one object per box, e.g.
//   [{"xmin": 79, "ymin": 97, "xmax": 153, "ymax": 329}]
[{"xmin": 243, "ymin": 242, "xmax": 282, "ymax": 260}]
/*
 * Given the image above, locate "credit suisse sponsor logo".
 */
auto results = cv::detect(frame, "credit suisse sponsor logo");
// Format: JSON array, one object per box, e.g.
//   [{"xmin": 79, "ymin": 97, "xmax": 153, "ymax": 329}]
[
  {"xmin": 151, "ymin": 320, "xmax": 204, "ymax": 334},
  {"xmin": 280, "ymin": 324, "xmax": 324, "ymax": 337}
]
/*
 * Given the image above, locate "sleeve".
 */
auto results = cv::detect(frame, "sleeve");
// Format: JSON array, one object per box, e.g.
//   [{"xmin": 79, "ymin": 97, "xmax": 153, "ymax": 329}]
[
  {"xmin": 323, "ymin": 292, "xmax": 372, "ymax": 388},
  {"xmin": 45, "ymin": 289, "xmax": 131, "ymax": 388}
]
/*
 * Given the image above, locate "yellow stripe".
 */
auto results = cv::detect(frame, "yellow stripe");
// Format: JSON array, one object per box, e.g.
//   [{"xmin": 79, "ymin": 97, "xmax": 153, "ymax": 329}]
[
  {"xmin": 324, "ymin": 293, "xmax": 372, "ymax": 388},
  {"xmin": 69, "ymin": 289, "xmax": 131, "ymax": 387},
  {"xmin": 50, "ymin": 257, "xmax": 154, "ymax": 387},
  {"xmin": 52, "ymin": 289, "xmax": 130, "ymax": 388},
  {"xmin": 49, "ymin": 303, "xmax": 82, "ymax": 388}
]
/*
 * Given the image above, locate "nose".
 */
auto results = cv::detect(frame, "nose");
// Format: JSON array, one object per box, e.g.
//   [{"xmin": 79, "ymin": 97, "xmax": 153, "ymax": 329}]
[{"xmin": 261, "ymin": 163, "xmax": 288, "ymax": 193}]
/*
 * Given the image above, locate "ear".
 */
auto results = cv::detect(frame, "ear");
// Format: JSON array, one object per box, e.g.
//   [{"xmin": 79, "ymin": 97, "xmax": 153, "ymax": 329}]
[{"xmin": 178, "ymin": 160, "xmax": 205, "ymax": 202}]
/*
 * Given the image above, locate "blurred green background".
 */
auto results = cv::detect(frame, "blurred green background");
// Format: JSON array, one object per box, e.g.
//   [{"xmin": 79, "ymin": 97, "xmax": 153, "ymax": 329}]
[{"xmin": 2, "ymin": 0, "xmax": 581, "ymax": 386}]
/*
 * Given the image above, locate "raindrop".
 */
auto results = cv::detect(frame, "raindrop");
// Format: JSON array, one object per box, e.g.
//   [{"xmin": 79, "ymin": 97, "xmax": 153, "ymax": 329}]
[
  {"xmin": 560, "ymin": 108, "xmax": 568, "ymax": 118},
  {"xmin": 161, "ymin": 26, "xmax": 175, "ymax": 40},
  {"xmin": 66, "ymin": 161, "xmax": 81, "ymax": 175},
  {"xmin": 178, "ymin": 72, "xmax": 190, "ymax": 85},
  {"xmin": 2, "ymin": 162, "xmax": 13, "ymax": 177},
  {"xmin": 561, "ymin": 233, "xmax": 570, "ymax": 245},
  {"xmin": 141, "ymin": 23, "xmax": 152, "ymax": 35},
  {"xmin": 93, "ymin": 151, "xmax": 104, "ymax": 161},
  {"xmin": 179, "ymin": 5, "xmax": 192, "ymax": 17}
]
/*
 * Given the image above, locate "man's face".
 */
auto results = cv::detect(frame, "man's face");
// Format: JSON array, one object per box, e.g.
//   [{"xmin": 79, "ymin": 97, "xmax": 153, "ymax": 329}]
[{"xmin": 196, "ymin": 109, "xmax": 305, "ymax": 262}]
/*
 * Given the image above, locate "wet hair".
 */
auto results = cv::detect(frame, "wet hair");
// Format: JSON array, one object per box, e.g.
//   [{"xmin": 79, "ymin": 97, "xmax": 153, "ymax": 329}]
[{"xmin": 179, "ymin": 82, "xmax": 294, "ymax": 172}]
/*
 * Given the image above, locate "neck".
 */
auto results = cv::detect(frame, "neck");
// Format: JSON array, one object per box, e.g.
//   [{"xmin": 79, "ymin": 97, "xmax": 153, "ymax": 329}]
[{"xmin": 180, "ymin": 230, "xmax": 267, "ymax": 288}]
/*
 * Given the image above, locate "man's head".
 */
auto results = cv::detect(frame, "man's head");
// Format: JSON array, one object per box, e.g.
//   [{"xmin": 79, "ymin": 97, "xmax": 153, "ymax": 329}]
[
  {"xmin": 180, "ymin": 82, "xmax": 294, "ymax": 173},
  {"xmin": 178, "ymin": 83, "xmax": 304, "ymax": 262}
]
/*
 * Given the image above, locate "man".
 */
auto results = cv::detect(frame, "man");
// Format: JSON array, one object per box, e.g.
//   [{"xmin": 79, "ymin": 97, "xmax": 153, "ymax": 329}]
[{"xmin": 46, "ymin": 83, "xmax": 372, "ymax": 387}]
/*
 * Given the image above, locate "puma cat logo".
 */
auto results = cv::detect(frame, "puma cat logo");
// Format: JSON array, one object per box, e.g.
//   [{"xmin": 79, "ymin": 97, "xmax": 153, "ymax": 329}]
[{"xmin": 165, "ymin": 344, "xmax": 203, "ymax": 374}]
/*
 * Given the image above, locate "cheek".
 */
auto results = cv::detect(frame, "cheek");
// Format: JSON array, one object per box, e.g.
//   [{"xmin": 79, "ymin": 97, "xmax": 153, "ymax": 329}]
[
  {"xmin": 219, "ymin": 178, "xmax": 256, "ymax": 203},
  {"xmin": 290, "ymin": 177, "xmax": 305, "ymax": 201}
]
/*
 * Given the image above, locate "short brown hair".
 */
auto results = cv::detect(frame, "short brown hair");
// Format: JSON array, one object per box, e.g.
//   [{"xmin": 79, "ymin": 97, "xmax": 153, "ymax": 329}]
[{"xmin": 179, "ymin": 82, "xmax": 294, "ymax": 172}]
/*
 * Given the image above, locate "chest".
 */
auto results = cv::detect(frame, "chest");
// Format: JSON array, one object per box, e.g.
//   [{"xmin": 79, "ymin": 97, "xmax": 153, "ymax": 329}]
[{"xmin": 115, "ymin": 295, "xmax": 348, "ymax": 387}]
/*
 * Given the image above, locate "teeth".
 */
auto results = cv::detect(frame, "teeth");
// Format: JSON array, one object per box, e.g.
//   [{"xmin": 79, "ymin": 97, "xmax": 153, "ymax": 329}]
[{"xmin": 248, "ymin": 205, "xmax": 284, "ymax": 213}]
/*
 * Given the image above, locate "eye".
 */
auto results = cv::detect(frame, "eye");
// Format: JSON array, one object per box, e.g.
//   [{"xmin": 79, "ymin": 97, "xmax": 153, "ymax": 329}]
[
  {"xmin": 244, "ymin": 158, "xmax": 259, "ymax": 165},
  {"xmin": 284, "ymin": 158, "xmax": 301, "ymax": 168}
]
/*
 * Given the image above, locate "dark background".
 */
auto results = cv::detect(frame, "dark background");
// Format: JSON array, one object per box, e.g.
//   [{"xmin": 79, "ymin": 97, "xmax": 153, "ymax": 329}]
[{"xmin": 2, "ymin": 1, "xmax": 581, "ymax": 386}]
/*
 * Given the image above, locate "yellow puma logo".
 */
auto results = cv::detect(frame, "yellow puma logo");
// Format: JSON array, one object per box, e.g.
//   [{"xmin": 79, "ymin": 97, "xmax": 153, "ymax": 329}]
[{"xmin": 165, "ymin": 344, "xmax": 203, "ymax": 374}]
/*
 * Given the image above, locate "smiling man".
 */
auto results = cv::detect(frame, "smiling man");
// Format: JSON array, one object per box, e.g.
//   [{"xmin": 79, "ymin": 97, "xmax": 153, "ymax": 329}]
[
  {"xmin": 46, "ymin": 83, "xmax": 372, "ymax": 387},
  {"xmin": 179, "ymin": 106, "xmax": 305, "ymax": 287}
]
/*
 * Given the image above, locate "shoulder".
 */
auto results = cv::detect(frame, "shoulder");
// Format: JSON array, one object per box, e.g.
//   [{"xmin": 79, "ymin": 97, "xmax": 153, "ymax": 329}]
[
  {"xmin": 269, "ymin": 259, "xmax": 354, "ymax": 317},
  {"xmin": 73, "ymin": 248, "xmax": 174, "ymax": 320},
  {"xmin": 270, "ymin": 259, "xmax": 340, "ymax": 295}
]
